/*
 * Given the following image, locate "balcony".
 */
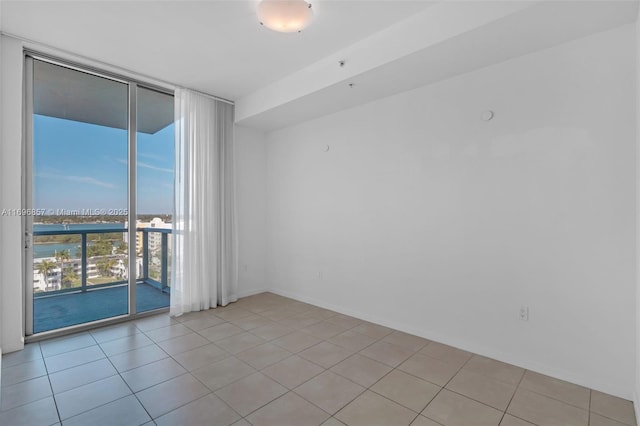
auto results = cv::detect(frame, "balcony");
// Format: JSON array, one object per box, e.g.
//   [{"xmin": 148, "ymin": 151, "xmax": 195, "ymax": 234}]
[{"xmin": 32, "ymin": 227, "xmax": 171, "ymax": 333}]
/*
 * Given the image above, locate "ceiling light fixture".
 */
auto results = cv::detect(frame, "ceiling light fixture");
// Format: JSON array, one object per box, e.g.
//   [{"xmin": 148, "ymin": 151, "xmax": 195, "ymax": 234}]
[{"xmin": 257, "ymin": 0, "xmax": 313, "ymax": 33}]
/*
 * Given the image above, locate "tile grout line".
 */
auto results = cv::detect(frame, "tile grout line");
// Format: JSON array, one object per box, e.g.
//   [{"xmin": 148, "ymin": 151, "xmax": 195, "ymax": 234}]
[{"xmin": 498, "ymin": 364, "xmax": 527, "ymax": 425}]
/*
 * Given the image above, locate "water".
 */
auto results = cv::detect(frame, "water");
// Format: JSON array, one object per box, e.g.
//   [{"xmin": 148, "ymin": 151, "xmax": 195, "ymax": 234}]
[{"xmin": 33, "ymin": 223, "xmax": 126, "ymax": 259}]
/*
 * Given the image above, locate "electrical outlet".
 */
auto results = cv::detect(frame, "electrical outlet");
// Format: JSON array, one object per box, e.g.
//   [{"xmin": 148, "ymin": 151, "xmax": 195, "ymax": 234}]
[
  {"xmin": 317, "ymin": 271, "xmax": 323, "ymax": 279},
  {"xmin": 519, "ymin": 306, "xmax": 529, "ymax": 321}
]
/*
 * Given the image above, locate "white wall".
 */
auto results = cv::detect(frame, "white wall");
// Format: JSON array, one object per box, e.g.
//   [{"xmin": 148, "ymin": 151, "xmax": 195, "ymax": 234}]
[
  {"xmin": 235, "ymin": 125, "xmax": 268, "ymax": 297},
  {"xmin": 264, "ymin": 25, "xmax": 636, "ymax": 398},
  {"xmin": 0, "ymin": 35, "xmax": 25, "ymax": 354}
]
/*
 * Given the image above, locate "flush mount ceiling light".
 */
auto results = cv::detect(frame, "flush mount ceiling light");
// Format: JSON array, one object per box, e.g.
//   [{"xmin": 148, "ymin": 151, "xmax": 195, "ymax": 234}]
[{"xmin": 257, "ymin": 0, "xmax": 313, "ymax": 33}]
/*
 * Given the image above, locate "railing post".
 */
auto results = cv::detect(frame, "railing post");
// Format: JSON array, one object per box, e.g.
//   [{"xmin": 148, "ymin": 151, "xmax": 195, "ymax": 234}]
[
  {"xmin": 161, "ymin": 232, "xmax": 168, "ymax": 290},
  {"xmin": 142, "ymin": 230, "xmax": 149, "ymax": 280},
  {"xmin": 81, "ymin": 233, "xmax": 87, "ymax": 291}
]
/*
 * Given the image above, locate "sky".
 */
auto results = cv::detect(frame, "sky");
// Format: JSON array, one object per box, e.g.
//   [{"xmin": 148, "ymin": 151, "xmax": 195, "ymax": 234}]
[{"xmin": 33, "ymin": 114, "xmax": 174, "ymax": 215}]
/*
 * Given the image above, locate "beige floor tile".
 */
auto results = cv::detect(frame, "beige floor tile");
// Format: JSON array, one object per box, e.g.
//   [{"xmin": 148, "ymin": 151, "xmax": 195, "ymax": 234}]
[
  {"xmin": 336, "ymin": 390, "xmax": 417, "ymax": 426},
  {"xmin": 173, "ymin": 343, "xmax": 229, "ymax": 371},
  {"xmin": 360, "ymin": 341, "xmax": 415, "ymax": 367},
  {"xmin": 215, "ymin": 332, "xmax": 266, "ymax": 355},
  {"xmin": 191, "ymin": 356, "xmax": 256, "ymax": 391},
  {"xmin": 136, "ymin": 373, "xmax": 210, "ymax": 419},
  {"xmin": 295, "ymin": 370, "xmax": 365, "ymax": 414},
  {"xmin": 500, "ymin": 414, "xmax": 536, "ymax": 425},
  {"xmin": 329, "ymin": 330, "xmax": 378, "ymax": 352},
  {"xmin": 40, "ymin": 332, "xmax": 96, "ymax": 357},
  {"xmin": 157, "ymin": 332, "xmax": 209, "ymax": 356},
  {"xmin": 262, "ymin": 355, "xmax": 325, "ymax": 389},
  {"xmin": 236, "ymin": 343, "xmax": 291, "ymax": 370},
  {"xmin": 231, "ymin": 419, "xmax": 253, "ymax": 426},
  {"xmin": 300, "ymin": 321, "xmax": 347, "ymax": 340},
  {"xmin": 2, "ymin": 358, "xmax": 48, "ymax": 387},
  {"xmin": 519, "ymin": 371, "xmax": 590, "ymax": 410},
  {"xmin": 591, "ymin": 390, "xmax": 637, "ymax": 426},
  {"xmin": 230, "ymin": 315, "xmax": 275, "ymax": 331},
  {"xmin": 278, "ymin": 314, "xmax": 324, "ymax": 330},
  {"xmin": 99, "ymin": 333, "xmax": 153, "ymax": 357},
  {"xmin": 419, "ymin": 342, "xmax": 472, "ymax": 369},
  {"xmin": 55, "ymin": 375, "xmax": 131, "ymax": 420},
  {"xmin": 175, "ymin": 309, "xmax": 218, "ymax": 323},
  {"xmin": 181, "ymin": 316, "xmax": 226, "ymax": 332},
  {"xmin": 321, "ymin": 418, "xmax": 347, "ymax": 426},
  {"xmin": 261, "ymin": 307, "xmax": 300, "ymax": 321},
  {"xmin": 214, "ymin": 308, "xmax": 255, "ymax": 321},
  {"xmin": 62, "ymin": 395, "xmax": 151, "ymax": 426},
  {"xmin": 325, "ymin": 314, "xmax": 364, "ymax": 329},
  {"xmin": 155, "ymin": 393, "xmax": 241, "ymax": 426},
  {"xmin": 411, "ymin": 416, "xmax": 442, "ymax": 426},
  {"xmin": 462, "ymin": 356, "xmax": 525, "ymax": 386},
  {"xmin": 44, "ymin": 345, "xmax": 105, "ymax": 374},
  {"xmin": 109, "ymin": 344, "xmax": 168, "ymax": 372},
  {"xmin": 446, "ymin": 369, "xmax": 517, "ymax": 411},
  {"xmin": 247, "ymin": 391, "xmax": 331, "ymax": 426},
  {"xmin": 121, "ymin": 357, "xmax": 187, "ymax": 392},
  {"xmin": 397, "ymin": 353, "xmax": 460, "ymax": 386},
  {"xmin": 1, "ymin": 343, "xmax": 42, "ymax": 369},
  {"xmin": 507, "ymin": 388, "xmax": 588, "ymax": 426},
  {"xmin": 371, "ymin": 369, "xmax": 441, "ymax": 413},
  {"xmin": 144, "ymin": 323, "xmax": 192, "ymax": 343},
  {"xmin": 351, "ymin": 322, "xmax": 393, "ymax": 339},
  {"xmin": 251, "ymin": 324, "xmax": 296, "ymax": 341},
  {"xmin": 305, "ymin": 308, "xmax": 339, "ymax": 320},
  {"xmin": 90, "ymin": 322, "xmax": 140, "ymax": 343},
  {"xmin": 330, "ymin": 354, "xmax": 392, "ymax": 388},
  {"xmin": 215, "ymin": 372, "xmax": 287, "ymax": 416},
  {"xmin": 273, "ymin": 331, "xmax": 323, "ymax": 353},
  {"xmin": 0, "ymin": 396, "xmax": 59, "ymax": 426},
  {"xmin": 299, "ymin": 342, "xmax": 354, "ymax": 369},
  {"xmin": 133, "ymin": 314, "xmax": 178, "ymax": 331},
  {"xmin": 381, "ymin": 331, "xmax": 429, "ymax": 352},
  {"xmin": 590, "ymin": 412, "xmax": 635, "ymax": 426},
  {"xmin": 422, "ymin": 389, "xmax": 502, "ymax": 426},
  {"xmin": 0, "ymin": 375, "xmax": 52, "ymax": 411},
  {"xmin": 199, "ymin": 322, "xmax": 245, "ymax": 342},
  {"xmin": 48, "ymin": 358, "xmax": 117, "ymax": 394}
]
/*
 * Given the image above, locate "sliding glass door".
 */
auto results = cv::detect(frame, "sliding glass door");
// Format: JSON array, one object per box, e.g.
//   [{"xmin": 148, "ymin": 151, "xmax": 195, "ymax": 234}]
[{"xmin": 24, "ymin": 55, "xmax": 174, "ymax": 335}]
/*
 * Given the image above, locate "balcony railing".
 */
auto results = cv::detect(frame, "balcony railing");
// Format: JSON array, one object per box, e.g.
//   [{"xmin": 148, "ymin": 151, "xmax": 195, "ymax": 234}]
[{"xmin": 33, "ymin": 227, "xmax": 171, "ymax": 298}]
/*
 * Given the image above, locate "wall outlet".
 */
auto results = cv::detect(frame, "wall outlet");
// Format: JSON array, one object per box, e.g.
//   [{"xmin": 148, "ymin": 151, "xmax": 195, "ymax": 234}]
[
  {"xmin": 317, "ymin": 271, "xmax": 323, "ymax": 280},
  {"xmin": 519, "ymin": 306, "xmax": 529, "ymax": 321}
]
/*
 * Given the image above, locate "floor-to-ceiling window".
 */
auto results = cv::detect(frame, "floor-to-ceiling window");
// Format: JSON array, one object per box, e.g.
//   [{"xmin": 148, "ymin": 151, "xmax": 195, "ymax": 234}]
[{"xmin": 24, "ymin": 55, "xmax": 174, "ymax": 335}]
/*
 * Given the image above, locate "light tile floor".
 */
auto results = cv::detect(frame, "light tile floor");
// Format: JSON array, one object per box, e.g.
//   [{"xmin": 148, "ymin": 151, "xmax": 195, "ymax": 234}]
[{"xmin": 1, "ymin": 292, "xmax": 637, "ymax": 426}]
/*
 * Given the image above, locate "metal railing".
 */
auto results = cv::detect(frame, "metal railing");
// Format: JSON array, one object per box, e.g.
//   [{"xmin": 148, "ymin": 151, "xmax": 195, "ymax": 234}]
[{"xmin": 32, "ymin": 227, "xmax": 171, "ymax": 297}]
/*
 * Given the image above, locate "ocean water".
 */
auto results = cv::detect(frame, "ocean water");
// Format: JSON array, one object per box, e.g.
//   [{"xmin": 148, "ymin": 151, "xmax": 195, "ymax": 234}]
[{"xmin": 33, "ymin": 223, "xmax": 126, "ymax": 259}]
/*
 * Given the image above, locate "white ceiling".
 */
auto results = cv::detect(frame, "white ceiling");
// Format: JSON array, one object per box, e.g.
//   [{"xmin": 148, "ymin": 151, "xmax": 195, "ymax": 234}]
[{"xmin": 0, "ymin": 0, "xmax": 434, "ymax": 100}]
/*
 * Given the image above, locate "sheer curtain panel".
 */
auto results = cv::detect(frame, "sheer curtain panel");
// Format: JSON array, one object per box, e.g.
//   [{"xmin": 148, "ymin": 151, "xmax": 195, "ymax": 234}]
[{"xmin": 171, "ymin": 88, "xmax": 237, "ymax": 316}]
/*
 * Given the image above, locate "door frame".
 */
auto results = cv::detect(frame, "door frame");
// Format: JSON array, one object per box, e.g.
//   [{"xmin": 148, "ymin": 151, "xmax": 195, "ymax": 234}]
[{"xmin": 23, "ymin": 51, "xmax": 174, "ymax": 340}]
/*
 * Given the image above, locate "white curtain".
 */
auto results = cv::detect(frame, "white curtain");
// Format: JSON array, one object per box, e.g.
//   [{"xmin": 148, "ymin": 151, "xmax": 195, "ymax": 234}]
[{"xmin": 170, "ymin": 88, "xmax": 237, "ymax": 317}]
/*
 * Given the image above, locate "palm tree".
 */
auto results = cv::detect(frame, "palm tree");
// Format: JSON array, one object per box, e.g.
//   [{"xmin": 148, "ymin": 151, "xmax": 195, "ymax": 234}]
[
  {"xmin": 61, "ymin": 265, "xmax": 78, "ymax": 289},
  {"xmin": 55, "ymin": 249, "xmax": 70, "ymax": 285},
  {"xmin": 37, "ymin": 259, "xmax": 57, "ymax": 290},
  {"xmin": 97, "ymin": 259, "xmax": 117, "ymax": 278}
]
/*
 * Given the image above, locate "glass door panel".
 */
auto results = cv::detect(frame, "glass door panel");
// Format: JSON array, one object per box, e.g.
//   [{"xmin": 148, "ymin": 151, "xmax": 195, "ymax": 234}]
[
  {"xmin": 30, "ymin": 58, "xmax": 130, "ymax": 332},
  {"xmin": 135, "ymin": 87, "xmax": 175, "ymax": 313}
]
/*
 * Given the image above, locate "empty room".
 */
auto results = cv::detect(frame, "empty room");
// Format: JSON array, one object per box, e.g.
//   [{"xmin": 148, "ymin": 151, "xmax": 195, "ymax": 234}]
[{"xmin": 1, "ymin": 0, "xmax": 639, "ymax": 425}]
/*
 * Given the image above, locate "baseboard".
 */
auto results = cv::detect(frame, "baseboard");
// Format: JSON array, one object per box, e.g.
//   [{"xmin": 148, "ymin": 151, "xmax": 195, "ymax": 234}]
[
  {"xmin": 634, "ymin": 391, "xmax": 640, "ymax": 425},
  {"xmin": 237, "ymin": 288, "xmax": 267, "ymax": 299},
  {"xmin": 268, "ymin": 287, "xmax": 632, "ymax": 400}
]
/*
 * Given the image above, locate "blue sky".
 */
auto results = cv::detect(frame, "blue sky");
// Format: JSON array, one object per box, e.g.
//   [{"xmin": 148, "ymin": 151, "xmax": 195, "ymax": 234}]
[{"xmin": 33, "ymin": 115, "xmax": 174, "ymax": 215}]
